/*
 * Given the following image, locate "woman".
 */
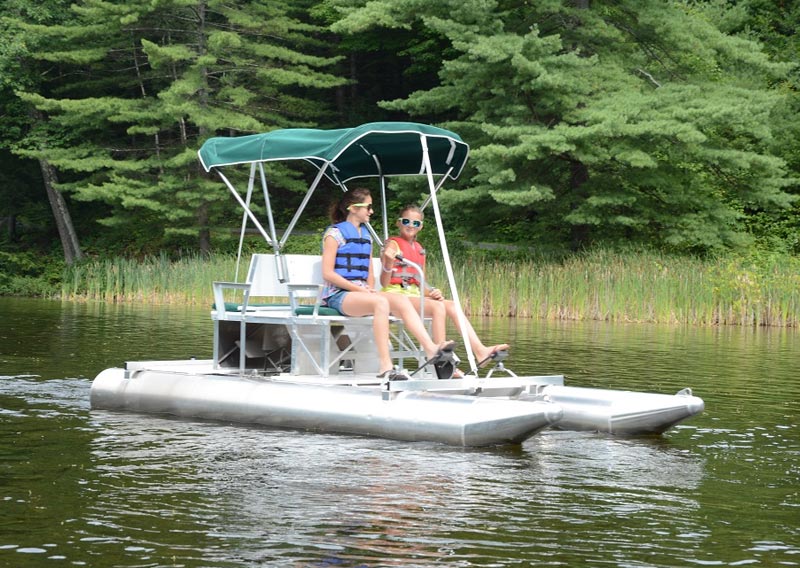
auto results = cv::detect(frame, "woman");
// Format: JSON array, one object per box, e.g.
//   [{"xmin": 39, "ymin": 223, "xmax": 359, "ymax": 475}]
[
  {"xmin": 321, "ymin": 189, "xmax": 454, "ymax": 380},
  {"xmin": 380, "ymin": 204, "xmax": 509, "ymax": 367}
]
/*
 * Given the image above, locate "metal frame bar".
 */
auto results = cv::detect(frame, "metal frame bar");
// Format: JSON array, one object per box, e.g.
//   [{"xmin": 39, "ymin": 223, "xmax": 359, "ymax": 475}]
[
  {"xmin": 419, "ymin": 134, "xmax": 478, "ymax": 373},
  {"xmin": 279, "ymin": 164, "xmax": 330, "ymax": 249}
]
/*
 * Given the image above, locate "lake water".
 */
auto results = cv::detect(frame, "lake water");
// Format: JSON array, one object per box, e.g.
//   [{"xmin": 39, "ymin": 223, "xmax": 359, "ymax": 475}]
[{"xmin": 1, "ymin": 297, "xmax": 798, "ymax": 567}]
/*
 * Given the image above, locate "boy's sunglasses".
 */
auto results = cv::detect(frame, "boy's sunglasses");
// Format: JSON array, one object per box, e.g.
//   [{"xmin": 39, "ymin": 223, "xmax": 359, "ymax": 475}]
[
  {"xmin": 350, "ymin": 203, "xmax": 373, "ymax": 211},
  {"xmin": 399, "ymin": 218, "xmax": 423, "ymax": 228}
]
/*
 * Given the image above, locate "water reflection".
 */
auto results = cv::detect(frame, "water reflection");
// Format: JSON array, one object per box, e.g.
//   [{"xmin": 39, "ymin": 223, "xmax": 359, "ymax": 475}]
[
  {"xmin": 1, "ymin": 298, "xmax": 212, "ymax": 380},
  {"xmin": 71, "ymin": 405, "xmax": 712, "ymax": 567},
  {"xmin": 1, "ymin": 298, "xmax": 799, "ymax": 567}
]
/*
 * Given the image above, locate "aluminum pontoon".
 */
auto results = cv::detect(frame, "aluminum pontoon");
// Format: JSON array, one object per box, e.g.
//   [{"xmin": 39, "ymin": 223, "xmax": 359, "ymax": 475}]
[{"xmin": 90, "ymin": 122, "xmax": 703, "ymax": 446}]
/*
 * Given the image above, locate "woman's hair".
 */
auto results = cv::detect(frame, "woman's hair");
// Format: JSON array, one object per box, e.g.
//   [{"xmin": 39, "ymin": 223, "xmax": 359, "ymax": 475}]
[
  {"xmin": 329, "ymin": 187, "xmax": 372, "ymax": 223},
  {"xmin": 398, "ymin": 204, "xmax": 423, "ymax": 219}
]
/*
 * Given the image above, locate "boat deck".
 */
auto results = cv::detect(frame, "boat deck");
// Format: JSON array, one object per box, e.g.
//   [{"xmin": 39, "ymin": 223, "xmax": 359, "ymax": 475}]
[{"xmin": 122, "ymin": 358, "xmax": 566, "ymax": 392}]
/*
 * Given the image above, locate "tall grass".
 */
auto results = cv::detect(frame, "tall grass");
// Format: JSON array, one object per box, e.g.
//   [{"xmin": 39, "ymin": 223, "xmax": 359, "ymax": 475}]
[
  {"xmin": 61, "ymin": 249, "xmax": 800, "ymax": 327},
  {"xmin": 61, "ymin": 252, "xmax": 239, "ymax": 304},
  {"xmin": 426, "ymin": 248, "xmax": 800, "ymax": 327}
]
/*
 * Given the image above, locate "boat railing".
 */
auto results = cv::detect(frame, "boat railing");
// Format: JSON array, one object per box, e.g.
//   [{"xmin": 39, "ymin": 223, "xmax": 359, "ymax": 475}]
[{"xmin": 211, "ymin": 253, "xmax": 424, "ymax": 377}]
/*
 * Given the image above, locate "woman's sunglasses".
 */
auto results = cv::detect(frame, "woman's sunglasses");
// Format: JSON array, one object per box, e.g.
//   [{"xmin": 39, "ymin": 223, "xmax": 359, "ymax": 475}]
[
  {"xmin": 399, "ymin": 218, "xmax": 423, "ymax": 228},
  {"xmin": 350, "ymin": 203, "xmax": 373, "ymax": 211}
]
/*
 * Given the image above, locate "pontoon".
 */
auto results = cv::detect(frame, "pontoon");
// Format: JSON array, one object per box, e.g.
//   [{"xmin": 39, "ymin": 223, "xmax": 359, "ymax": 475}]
[{"xmin": 90, "ymin": 122, "xmax": 703, "ymax": 445}]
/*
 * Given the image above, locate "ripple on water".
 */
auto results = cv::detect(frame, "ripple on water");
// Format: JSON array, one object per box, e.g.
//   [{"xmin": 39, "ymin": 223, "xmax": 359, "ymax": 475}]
[{"xmin": 2, "ymin": 304, "xmax": 799, "ymax": 567}]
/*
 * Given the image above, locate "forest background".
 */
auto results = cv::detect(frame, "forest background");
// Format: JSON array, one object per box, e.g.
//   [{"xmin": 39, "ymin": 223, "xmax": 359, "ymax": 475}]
[{"xmin": 1, "ymin": 0, "xmax": 798, "ymax": 326}]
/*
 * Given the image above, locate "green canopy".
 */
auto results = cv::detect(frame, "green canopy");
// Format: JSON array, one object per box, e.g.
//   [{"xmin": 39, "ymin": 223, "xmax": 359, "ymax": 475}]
[{"xmin": 198, "ymin": 122, "xmax": 469, "ymax": 184}]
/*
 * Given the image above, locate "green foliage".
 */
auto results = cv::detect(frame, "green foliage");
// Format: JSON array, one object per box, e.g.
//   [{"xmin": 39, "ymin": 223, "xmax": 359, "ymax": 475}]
[
  {"xmin": 0, "ymin": 250, "xmax": 64, "ymax": 296},
  {"xmin": 4, "ymin": 0, "xmax": 346, "ymax": 254},
  {"xmin": 725, "ymin": 0, "xmax": 800, "ymax": 253},
  {"xmin": 1, "ymin": 0, "xmax": 799, "ymax": 266},
  {"xmin": 330, "ymin": 0, "xmax": 798, "ymax": 254}
]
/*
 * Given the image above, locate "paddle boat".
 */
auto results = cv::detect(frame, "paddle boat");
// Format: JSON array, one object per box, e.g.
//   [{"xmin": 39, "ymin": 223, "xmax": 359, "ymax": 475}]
[{"xmin": 90, "ymin": 122, "xmax": 704, "ymax": 445}]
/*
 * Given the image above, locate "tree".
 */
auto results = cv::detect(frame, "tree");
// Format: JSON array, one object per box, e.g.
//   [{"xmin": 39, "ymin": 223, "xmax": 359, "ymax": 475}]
[
  {"xmin": 707, "ymin": 0, "xmax": 800, "ymax": 252},
  {"xmin": 7, "ymin": 0, "xmax": 346, "ymax": 254},
  {"xmin": 329, "ymin": 0, "xmax": 796, "ymax": 254},
  {"xmin": 312, "ymin": 1, "xmax": 450, "ymax": 124},
  {"xmin": 1, "ymin": 0, "xmax": 84, "ymax": 264}
]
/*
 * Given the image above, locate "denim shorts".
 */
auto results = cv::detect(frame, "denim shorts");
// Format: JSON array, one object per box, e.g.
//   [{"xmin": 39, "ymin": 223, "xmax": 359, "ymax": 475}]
[{"xmin": 323, "ymin": 289, "xmax": 349, "ymax": 315}]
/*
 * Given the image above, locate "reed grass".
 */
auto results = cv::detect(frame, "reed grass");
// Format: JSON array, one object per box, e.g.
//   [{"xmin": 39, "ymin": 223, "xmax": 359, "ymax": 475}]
[
  {"xmin": 60, "ymin": 252, "xmax": 239, "ymax": 304},
  {"xmin": 60, "ymin": 249, "xmax": 800, "ymax": 327},
  {"xmin": 425, "ymin": 248, "xmax": 800, "ymax": 327}
]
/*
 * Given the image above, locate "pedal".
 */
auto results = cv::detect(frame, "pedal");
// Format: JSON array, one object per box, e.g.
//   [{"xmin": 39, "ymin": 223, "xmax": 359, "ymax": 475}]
[
  {"xmin": 433, "ymin": 352, "xmax": 460, "ymax": 380},
  {"xmin": 477, "ymin": 349, "xmax": 508, "ymax": 368},
  {"xmin": 408, "ymin": 341, "xmax": 458, "ymax": 378}
]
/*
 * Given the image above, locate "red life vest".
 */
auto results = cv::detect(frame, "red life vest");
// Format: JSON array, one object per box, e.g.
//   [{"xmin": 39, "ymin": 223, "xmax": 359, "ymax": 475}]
[{"xmin": 387, "ymin": 236, "xmax": 426, "ymax": 287}]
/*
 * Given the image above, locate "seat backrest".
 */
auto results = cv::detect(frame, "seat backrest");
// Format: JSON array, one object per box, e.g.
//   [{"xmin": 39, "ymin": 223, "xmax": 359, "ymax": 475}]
[
  {"xmin": 283, "ymin": 254, "xmax": 324, "ymax": 287},
  {"xmin": 247, "ymin": 253, "xmax": 383, "ymax": 298},
  {"xmin": 246, "ymin": 254, "xmax": 289, "ymax": 297}
]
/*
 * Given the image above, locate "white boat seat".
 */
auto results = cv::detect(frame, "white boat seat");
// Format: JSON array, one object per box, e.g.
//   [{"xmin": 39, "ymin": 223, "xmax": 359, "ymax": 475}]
[
  {"xmin": 211, "ymin": 253, "xmax": 421, "ymax": 377},
  {"xmin": 214, "ymin": 301, "xmax": 341, "ymax": 317}
]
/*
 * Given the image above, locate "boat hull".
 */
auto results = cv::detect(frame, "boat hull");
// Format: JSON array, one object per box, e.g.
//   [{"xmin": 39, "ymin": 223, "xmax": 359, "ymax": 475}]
[
  {"xmin": 90, "ymin": 368, "xmax": 563, "ymax": 447},
  {"xmin": 519, "ymin": 385, "xmax": 705, "ymax": 435}
]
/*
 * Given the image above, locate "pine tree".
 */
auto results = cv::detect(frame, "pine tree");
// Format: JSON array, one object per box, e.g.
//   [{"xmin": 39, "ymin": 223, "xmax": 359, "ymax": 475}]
[
  {"xmin": 710, "ymin": 0, "xmax": 800, "ymax": 252},
  {"xmin": 329, "ymin": 0, "xmax": 796, "ymax": 253},
  {"xmin": 8, "ymin": 0, "xmax": 345, "ymax": 253},
  {"xmin": 1, "ymin": 0, "xmax": 84, "ymax": 264}
]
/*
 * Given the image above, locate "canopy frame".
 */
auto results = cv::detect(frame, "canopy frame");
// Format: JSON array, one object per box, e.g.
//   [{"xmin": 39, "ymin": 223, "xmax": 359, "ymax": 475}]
[{"xmin": 198, "ymin": 122, "xmax": 478, "ymax": 372}]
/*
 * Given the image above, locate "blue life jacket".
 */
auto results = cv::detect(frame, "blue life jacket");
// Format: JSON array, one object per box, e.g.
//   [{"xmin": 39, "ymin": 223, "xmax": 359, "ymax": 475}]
[{"xmin": 332, "ymin": 221, "xmax": 372, "ymax": 280}]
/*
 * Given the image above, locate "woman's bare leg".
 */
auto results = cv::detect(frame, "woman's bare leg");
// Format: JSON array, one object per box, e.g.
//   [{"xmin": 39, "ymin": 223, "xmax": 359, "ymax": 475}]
[{"xmin": 341, "ymin": 293, "xmax": 394, "ymax": 373}]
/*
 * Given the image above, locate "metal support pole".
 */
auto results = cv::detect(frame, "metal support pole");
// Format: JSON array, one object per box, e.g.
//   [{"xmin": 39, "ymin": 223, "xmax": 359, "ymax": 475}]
[{"xmin": 419, "ymin": 135, "xmax": 477, "ymax": 373}]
